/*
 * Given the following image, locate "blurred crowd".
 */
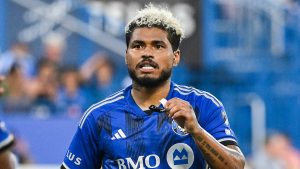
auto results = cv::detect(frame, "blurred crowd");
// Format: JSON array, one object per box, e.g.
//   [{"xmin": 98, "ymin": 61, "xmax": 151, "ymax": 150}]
[
  {"xmin": 247, "ymin": 132, "xmax": 300, "ymax": 169},
  {"xmin": 0, "ymin": 34, "xmax": 122, "ymax": 119}
]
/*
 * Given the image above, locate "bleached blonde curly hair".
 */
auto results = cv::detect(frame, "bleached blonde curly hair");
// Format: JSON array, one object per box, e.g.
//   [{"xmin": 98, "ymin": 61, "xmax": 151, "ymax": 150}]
[{"xmin": 125, "ymin": 3, "xmax": 184, "ymax": 51}]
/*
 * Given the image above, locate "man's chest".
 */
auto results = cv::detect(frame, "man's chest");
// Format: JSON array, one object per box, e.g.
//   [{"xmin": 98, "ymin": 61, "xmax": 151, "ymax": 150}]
[{"xmin": 98, "ymin": 112, "xmax": 202, "ymax": 168}]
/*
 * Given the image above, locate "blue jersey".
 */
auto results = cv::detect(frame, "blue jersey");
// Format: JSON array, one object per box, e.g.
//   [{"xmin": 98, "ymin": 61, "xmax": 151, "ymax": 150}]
[
  {"xmin": 0, "ymin": 120, "xmax": 14, "ymax": 152},
  {"xmin": 62, "ymin": 82, "xmax": 238, "ymax": 169}
]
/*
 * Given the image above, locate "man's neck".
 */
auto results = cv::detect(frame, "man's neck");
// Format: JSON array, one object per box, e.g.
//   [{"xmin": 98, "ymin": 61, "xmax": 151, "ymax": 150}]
[{"xmin": 131, "ymin": 80, "xmax": 171, "ymax": 110}]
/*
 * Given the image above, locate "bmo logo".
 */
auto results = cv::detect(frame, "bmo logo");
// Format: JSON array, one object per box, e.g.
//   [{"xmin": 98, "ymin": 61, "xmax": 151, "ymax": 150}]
[
  {"xmin": 167, "ymin": 143, "xmax": 194, "ymax": 168},
  {"xmin": 115, "ymin": 143, "xmax": 194, "ymax": 169},
  {"xmin": 116, "ymin": 154, "xmax": 160, "ymax": 169}
]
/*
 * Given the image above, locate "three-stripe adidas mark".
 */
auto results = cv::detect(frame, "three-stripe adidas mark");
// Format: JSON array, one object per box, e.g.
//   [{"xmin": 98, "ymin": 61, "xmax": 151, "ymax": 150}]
[{"xmin": 111, "ymin": 129, "xmax": 126, "ymax": 140}]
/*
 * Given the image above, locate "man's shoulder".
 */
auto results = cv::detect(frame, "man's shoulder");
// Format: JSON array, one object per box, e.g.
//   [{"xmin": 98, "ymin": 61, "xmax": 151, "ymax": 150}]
[
  {"xmin": 173, "ymin": 83, "xmax": 207, "ymax": 98},
  {"xmin": 173, "ymin": 83, "xmax": 222, "ymax": 107},
  {"xmin": 78, "ymin": 89, "xmax": 126, "ymax": 128},
  {"xmin": 89, "ymin": 89, "xmax": 126, "ymax": 113}
]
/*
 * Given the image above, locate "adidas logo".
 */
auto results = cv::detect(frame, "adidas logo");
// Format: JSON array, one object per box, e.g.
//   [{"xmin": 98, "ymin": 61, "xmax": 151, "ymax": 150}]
[{"xmin": 111, "ymin": 129, "xmax": 127, "ymax": 140}]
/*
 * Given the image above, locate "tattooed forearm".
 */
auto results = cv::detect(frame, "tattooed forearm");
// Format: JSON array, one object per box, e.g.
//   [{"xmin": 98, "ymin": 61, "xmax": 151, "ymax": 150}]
[
  {"xmin": 193, "ymin": 130, "xmax": 245, "ymax": 169},
  {"xmin": 202, "ymin": 151, "xmax": 215, "ymax": 164},
  {"xmin": 198, "ymin": 136, "xmax": 227, "ymax": 165},
  {"xmin": 226, "ymin": 145, "xmax": 245, "ymax": 159}
]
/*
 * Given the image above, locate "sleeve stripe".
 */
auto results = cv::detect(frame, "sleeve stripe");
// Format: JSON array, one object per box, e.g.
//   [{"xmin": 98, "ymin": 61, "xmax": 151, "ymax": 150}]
[
  {"xmin": 79, "ymin": 90, "xmax": 124, "ymax": 126},
  {"xmin": 0, "ymin": 134, "xmax": 14, "ymax": 150},
  {"xmin": 220, "ymin": 140, "xmax": 238, "ymax": 146},
  {"xmin": 62, "ymin": 162, "xmax": 70, "ymax": 169},
  {"xmin": 79, "ymin": 96, "xmax": 125, "ymax": 129},
  {"xmin": 174, "ymin": 86, "xmax": 222, "ymax": 107},
  {"xmin": 217, "ymin": 138, "xmax": 237, "ymax": 144}
]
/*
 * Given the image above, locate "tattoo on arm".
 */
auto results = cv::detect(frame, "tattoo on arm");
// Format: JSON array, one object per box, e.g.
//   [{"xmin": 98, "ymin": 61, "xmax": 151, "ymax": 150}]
[
  {"xmin": 196, "ymin": 135, "xmax": 245, "ymax": 169},
  {"xmin": 197, "ymin": 136, "xmax": 228, "ymax": 166}
]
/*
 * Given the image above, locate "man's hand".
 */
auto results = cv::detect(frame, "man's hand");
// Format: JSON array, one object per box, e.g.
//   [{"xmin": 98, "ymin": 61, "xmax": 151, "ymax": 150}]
[
  {"xmin": 163, "ymin": 98, "xmax": 246, "ymax": 169},
  {"xmin": 164, "ymin": 98, "xmax": 200, "ymax": 134},
  {"xmin": 0, "ymin": 76, "xmax": 5, "ymax": 95}
]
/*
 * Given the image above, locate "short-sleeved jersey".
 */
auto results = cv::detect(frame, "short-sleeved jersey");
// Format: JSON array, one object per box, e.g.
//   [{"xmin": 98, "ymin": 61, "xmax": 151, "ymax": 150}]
[
  {"xmin": 62, "ymin": 82, "xmax": 238, "ymax": 169},
  {"xmin": 0, "ymin": 120, "xmax": 14, "ymax": 152}
]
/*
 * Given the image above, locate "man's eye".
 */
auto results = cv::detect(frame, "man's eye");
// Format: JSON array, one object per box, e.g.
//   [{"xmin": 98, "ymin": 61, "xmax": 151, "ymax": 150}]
[
  {"xmin": 133, "ymin": 44, "xmax": 142, "ymax": 49},
  {"xmin": 155, "ymin": 45, "xmax": 164, "ymax": 49}
]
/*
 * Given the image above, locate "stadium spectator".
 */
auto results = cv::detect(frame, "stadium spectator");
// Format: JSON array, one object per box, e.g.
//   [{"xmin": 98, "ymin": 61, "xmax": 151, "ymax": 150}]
[
  {"xmin": 61, "ymin": 4, "xmax": 245, "ymax": 169},
  {"xmin": 80, "ymin": 52, "xmax": 119, "ymax": 103},
  {"xmin": 35, "ymin": 32, "xmax": 66, "ymax": 77},
  {"xmin": 0, "ymin": 42, "xmax": 35, "ymax": 78},
  {"xmin": 250, "ymin": 132, "xmax": 300, "ymax": 169},
  {"xmin": 0, "ymin": 76, "xmax": 4, "ymax": 95},
  {"xmin": 40, "ymin": 32, "xmax": 66, "ymax": 65},
  {"xmin": 57, "ymin": 66, "xmax": 87, "ymax": 117},
  {"xmin": 0, "ymin": 64, "xmax": 31, "ymax": 114},
  {"xmin": 27, "ymin": 59, "xmax": 60, "ymax": 117}
]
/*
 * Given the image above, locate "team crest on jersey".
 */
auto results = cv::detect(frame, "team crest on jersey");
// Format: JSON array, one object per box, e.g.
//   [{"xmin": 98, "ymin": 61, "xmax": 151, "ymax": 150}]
[
  {"xmin": 167, "ymin": 143, "xmax": 194, "ymax": 168},
  {"xmin": 172, "ymin": 120, "xmax": 189, "ymax": 136}
]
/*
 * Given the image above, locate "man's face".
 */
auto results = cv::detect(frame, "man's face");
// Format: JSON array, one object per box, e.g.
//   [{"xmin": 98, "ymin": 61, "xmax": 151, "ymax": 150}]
[{"xmin": 126, "ymin": 27, "xmax": 180, "ymax": 88}]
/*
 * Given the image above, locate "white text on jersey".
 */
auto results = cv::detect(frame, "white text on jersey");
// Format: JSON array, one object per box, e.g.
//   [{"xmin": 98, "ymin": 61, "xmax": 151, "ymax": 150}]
[
  {"xmin": 116, "ymin": 154, "xmax": 160, "ymax": 169},
  {"xmin": 66, "ymin": 150, "xmax": 82, "ymax": 166}
]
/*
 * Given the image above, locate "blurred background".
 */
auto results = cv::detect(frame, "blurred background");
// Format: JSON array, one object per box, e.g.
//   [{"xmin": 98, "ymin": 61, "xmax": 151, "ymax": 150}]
[{"xmin": 0, "ymin": 0, "xmax": 300, "ymax": 168}]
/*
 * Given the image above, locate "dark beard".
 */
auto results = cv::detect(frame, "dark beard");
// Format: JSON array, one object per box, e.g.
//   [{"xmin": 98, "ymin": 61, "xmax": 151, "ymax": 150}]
[{"xmin": 127, "ymin": 68, "xmax": 172, "ymax": 88}]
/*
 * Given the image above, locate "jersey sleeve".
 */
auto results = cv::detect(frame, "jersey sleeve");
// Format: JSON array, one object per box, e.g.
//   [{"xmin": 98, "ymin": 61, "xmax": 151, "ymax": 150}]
[
  {"xmin": 0, "ymin": 121, "xmax": 14, "ymax": 152},
  {"xmin": 199, "ymin": 96, "xmax": 238, "ymax": 145},
  {"xmin": 62, "ymin": 113, "xmax": 102, "ymax": 169}
]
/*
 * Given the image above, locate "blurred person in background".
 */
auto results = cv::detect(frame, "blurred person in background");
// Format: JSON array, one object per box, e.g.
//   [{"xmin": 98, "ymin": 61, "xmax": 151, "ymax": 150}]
[
  {"xmin": 57, "ymin": 66, "xmax": 87, "ymax": 118},
  {"xmin": 62, "ymin": 4, "xmax": 245, "ymax": 169},
  {"xmin": 27, "ymin": 59, "xmax": 60, "ymax": 117},
  {"xmin": 0, "ymin": 75, "xmax": 17, "ymax": 169},
  {"xmin": 40, "ymin": 33, "xmax": 65, "ymax": 65},
  {"xmin": 250, "ymin": 132, "xmax": 300, "ymax": 169},
  {"xmin": 0, "ymin": 42, "xmax": 35, "ymax": 78},
  {"xmin": 80, "ymin": 52, "xmax": 119, "ymax": 103},
  {"xmin": 36, "ymin": 32, "xmax": 66, "ymax": 76},
  {"xmin": 0, "ymin": 64, "xmax": 31, "ymax": 114}
]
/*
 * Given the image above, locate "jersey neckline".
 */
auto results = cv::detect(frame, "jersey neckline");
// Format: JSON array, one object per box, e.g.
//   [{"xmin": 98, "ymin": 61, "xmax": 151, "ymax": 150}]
[{"xmin": 124, "ymin": 82, "xmax": 175, "ymax": 117}]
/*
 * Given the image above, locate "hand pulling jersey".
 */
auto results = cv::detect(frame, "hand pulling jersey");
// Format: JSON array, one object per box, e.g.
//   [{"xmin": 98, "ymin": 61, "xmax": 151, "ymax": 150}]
[{"xmin": 62, "ymin": 82, "xmax": 238, "ymax": 169}]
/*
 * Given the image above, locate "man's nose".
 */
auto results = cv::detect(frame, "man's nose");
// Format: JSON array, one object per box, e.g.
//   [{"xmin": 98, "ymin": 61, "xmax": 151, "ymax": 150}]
[
  {"xmin": 141, "ymin": 47, "xmax": 154, "ymax": 58},
  {"xmin": 141, "ymin": 54, "xmax": 154, "ymax": 59}
]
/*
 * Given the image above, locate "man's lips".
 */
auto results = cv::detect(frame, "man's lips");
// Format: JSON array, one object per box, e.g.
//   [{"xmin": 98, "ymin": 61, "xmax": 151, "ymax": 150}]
[
  {"xmin": 136, "ymin": 60, "xmax": 159, "ymax": 73},
  {"xmin": 136, "ymin": 60, "xmax": 159, "ymax": 69}
]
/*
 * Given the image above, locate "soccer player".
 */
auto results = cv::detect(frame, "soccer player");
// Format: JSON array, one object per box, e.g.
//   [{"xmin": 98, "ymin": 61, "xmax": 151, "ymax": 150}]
[
  {"xmin": 61, "ymin": 4, "xmax": 245, "ymax": 169},
  {"xmin": 0, "ymin": 76, "xmax": 17, "ymax": 169}
]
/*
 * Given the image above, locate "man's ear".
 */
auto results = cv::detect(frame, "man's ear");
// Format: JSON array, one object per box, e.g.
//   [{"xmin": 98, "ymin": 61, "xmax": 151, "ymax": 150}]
[{"xmin": 173, "ymin": 50, "xmax": 180, "ymax": 66}]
